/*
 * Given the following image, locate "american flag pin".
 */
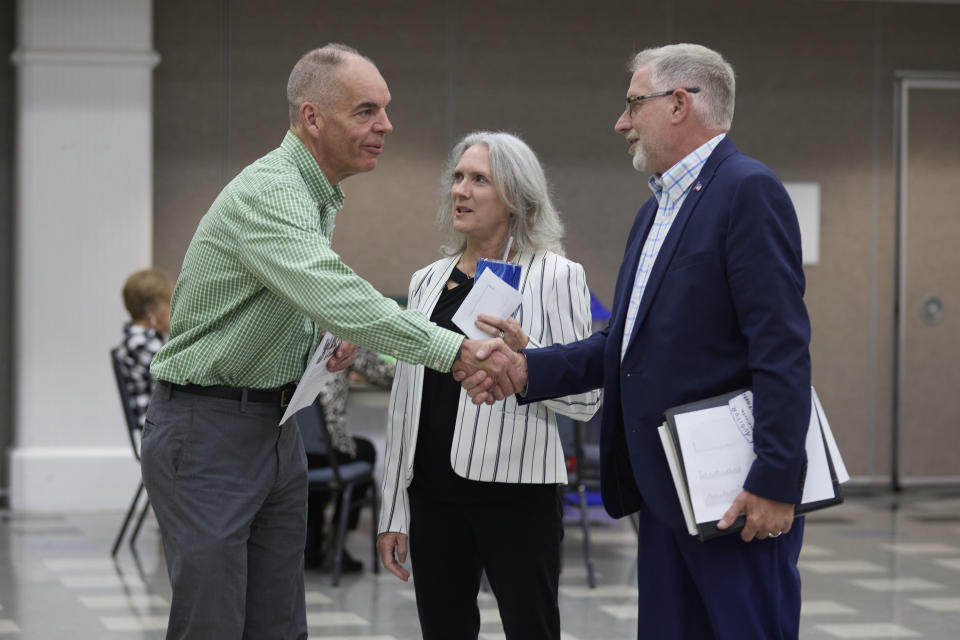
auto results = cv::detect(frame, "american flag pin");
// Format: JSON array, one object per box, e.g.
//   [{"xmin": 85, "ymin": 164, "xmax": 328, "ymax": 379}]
[{"xmin": 694, "ymin": 182, "xmax": 702, "ymax": 191}]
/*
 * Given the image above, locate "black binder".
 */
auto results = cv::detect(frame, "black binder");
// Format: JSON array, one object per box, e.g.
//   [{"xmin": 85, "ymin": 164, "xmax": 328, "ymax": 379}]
[{"xmin": 659, "ymin": 387, "xmax": 845, "ymax": 542}]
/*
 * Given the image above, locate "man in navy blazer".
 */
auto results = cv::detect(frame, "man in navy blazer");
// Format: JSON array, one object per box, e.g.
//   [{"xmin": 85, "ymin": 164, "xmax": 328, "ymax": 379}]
[{"xmin": 460, "ymin": 43, "xmax": 811, "ymax": 639}]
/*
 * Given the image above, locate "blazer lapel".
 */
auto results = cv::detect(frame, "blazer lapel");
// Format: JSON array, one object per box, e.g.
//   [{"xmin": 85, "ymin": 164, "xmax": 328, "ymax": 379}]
[
  {"xmin": 415, "ymin": 251, "xmax": 533, "ymax": 324},
  {"xmin": 621, "ymin": 138, "xmax": 738, "ymax": 360},
  {"xmin": 415, "ymin": 255, "xmax": 459, "ymax": 317},
  {"xmin": 609, "ymin": 201, "xmax": 658, "ymax": 352}
]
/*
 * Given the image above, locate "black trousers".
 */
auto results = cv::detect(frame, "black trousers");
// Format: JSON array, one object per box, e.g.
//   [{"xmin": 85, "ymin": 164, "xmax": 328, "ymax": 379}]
[{"xmin": 408, "ymin": 486, "xmax": 563, "ymax": 640}]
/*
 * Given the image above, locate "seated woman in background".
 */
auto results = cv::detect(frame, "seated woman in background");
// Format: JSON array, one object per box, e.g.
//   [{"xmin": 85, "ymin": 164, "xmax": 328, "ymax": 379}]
[
  {"xmin": 377, "ymin": 131, "xmax": 601, "ymax": 640},
  {"xmin": 117, "ymin": 268, "xmax": 173, "ymax": 428}
]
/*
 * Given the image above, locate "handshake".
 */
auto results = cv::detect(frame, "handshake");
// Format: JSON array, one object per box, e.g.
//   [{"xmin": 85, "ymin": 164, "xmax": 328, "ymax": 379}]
[
  {"xmin": 452, "ymin": 338, "xmax": 529, "ymax": 405},
  {"xmin": 452, "ymin": 314, "xmax": 530, "ymax": 405}
]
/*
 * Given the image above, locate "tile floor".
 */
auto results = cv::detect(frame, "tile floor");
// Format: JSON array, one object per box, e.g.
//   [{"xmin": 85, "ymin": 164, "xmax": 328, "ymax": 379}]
[
  {"xmin": 2, "ymin": 393, "xmax": 959, "ymax": 638},
  {"xmin": 2, "ymin": 492, "xmax": 960, "ymax": 638}
]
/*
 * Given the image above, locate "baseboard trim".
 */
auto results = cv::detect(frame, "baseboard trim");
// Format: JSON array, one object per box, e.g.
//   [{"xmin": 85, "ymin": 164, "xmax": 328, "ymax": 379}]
[{"xmin": 9, "ymin": 446, "xmax": 141, "ymax": 511}]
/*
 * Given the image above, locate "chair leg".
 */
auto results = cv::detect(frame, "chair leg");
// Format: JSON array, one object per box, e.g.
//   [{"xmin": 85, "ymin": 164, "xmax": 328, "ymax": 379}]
[
  {"xmin": 370, "ymin": 483, "xmax": 380, "ymax": 575},
  {"xmin": 578, "ymin": 483, "xmax": 596, "ymax": 589},
  {"xmin": 129, "ymin": 497, "xmax": 151, "ymax": 550},
  {"xmin": 331, "ymin": 485, "xmax": 355, "ymax": 587},
  {"xmin": 112, "ymin": 483, "xmax": 144, "ymax": 557}
]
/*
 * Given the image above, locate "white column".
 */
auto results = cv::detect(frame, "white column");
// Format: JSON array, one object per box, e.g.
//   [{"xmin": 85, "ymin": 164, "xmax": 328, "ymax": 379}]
[{"xmin": 9, "ymin": 0, "xmax": 159, "ymax": 510}]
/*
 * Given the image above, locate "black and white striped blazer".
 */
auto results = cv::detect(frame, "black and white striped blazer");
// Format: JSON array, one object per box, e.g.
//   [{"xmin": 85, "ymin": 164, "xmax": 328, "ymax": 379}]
[{"xmin": 378, "ymin": 249, "xmax": 602, "ymax": 535}]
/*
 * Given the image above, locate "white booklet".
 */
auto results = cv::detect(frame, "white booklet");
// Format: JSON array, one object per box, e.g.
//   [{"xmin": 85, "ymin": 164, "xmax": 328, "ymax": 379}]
[
  {"xmin": 452, "ymin": 268, "xmax": 523, "ymax": 340},
  {"xmin": 279, "ymin": 332, "xmax": 341, "ymax": 426}
]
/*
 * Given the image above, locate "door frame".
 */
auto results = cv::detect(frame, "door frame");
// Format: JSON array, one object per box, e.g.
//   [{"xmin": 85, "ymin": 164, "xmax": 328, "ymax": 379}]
[{"xmin": 892, "ymin": 71, "xmax": 960, "ymax": 488}]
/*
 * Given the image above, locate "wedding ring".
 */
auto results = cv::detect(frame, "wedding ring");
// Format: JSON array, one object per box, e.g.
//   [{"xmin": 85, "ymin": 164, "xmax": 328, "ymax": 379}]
[
  {"xmin": 498, "ymin": 330, "xmax": 505, "ymax": 339},
  {"xmin": 769, "ymin": 531, "xmax": 782, "ymax": 538}
]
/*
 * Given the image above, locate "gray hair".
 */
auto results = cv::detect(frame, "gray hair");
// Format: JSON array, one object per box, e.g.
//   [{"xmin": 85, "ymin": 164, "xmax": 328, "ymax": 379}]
[
  {"xmin": 437, "ymin": 131, "xmax": 565, "ymax": 257},
  {"xmin": 286, "ymin": 43, "xmax": 373, "ymax": 127},
  {"xmin": 630, "ymin": 43, "xmax": 735, "ymax": 130}
]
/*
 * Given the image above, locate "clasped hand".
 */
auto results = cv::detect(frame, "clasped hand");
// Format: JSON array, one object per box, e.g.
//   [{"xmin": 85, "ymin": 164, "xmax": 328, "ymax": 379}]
[{"xmin": 452, "ymin": 337, "xmax": 528, "ymax": 405}]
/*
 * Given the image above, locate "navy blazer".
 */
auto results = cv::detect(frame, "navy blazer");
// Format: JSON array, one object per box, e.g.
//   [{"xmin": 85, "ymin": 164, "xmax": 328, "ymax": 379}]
[{"xmin": 523, "ymin": 137, "xmax": 812, "ymax": 531}]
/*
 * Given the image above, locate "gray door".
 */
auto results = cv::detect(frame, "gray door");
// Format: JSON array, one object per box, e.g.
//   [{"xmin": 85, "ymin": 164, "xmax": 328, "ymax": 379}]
[{"xmin": 896, "ymin": 74, "xmax": 960, "ymax": 484}]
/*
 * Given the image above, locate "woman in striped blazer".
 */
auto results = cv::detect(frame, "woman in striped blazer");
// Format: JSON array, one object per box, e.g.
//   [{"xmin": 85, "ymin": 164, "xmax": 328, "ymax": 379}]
[{"xmin": 377, "ymin": 131, "xmax": 601, "ymax": 640}]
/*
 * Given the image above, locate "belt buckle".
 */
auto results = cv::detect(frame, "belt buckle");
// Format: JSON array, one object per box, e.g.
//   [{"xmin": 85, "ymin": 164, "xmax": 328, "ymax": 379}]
[{"xmin": 280, "ymin": 387, "xmax": 293, "ymax": 408}]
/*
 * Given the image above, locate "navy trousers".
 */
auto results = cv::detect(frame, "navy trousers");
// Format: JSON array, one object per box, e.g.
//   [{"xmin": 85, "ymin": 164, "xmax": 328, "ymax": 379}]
[{"xmin": 635, "ymin": 508, "xmax": 803, "ymax": 640}]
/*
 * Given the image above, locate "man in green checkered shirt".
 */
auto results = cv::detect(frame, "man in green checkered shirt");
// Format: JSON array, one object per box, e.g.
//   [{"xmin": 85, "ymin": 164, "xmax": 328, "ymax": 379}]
[{"xmin": 141, "ymin": 44, "xmax": 520, "ymax": 639}]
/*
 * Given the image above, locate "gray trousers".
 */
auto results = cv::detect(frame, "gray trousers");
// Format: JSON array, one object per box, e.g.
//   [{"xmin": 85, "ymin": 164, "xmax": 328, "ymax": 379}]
[{"xmin": 141, "ymin": 384, "xmax": 308, "ymax": 640}]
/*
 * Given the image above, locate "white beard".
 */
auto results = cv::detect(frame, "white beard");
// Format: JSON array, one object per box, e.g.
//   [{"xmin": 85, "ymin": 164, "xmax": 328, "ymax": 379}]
[
  {"xmin": 630, "ymin": 133, "xmax": 663, "ymax": 173},
  {"xmin": 631, "ymin": 146, "xmax": 649, "ymax": 172}
]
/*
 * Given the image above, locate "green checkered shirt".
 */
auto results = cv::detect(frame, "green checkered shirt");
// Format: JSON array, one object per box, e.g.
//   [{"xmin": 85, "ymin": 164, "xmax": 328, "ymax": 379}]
[{"xmin": 150, "ymin": 131, "xmax": 463, "ymax": 388}]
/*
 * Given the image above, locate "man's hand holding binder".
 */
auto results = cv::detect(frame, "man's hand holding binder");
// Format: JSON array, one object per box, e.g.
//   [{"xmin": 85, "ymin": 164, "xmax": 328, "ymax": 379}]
[{"xmin": 716, "ymin": 490, "xmax": 795, "ymax": 542}]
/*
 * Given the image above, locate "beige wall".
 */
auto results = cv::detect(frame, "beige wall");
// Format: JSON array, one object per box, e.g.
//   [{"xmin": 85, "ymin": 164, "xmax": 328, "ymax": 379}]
[
  {"xmin": 153, "ymin": 0, "xmax": 960, "ymax": 480},
  {"xmin": 0, "ymin": 0, "xmax": 15, "ymax": 492}
]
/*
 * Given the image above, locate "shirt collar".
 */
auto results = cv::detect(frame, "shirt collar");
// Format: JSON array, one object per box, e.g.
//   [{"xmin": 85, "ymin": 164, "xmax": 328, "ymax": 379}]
[
  {"xmin": 124, "ymin": 322, "xmax": 159, "ymax": 339},
  {"xmin": 281, "ymin": 130, "xmax": 346, "ymax": 211},
  {"xmin": 648, "ymin": 133, "xmax": 726, "ymax": 203}
]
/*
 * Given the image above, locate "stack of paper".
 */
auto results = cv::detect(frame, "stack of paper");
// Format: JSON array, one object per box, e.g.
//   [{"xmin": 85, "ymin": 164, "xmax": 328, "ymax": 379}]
[{"xmin": 658, "ymin": 387, "xmax": 847, "ymax": 541}]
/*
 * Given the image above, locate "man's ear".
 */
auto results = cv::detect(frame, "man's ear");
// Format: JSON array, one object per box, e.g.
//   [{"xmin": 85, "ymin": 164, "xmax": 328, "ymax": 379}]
[
  {"xmin": 300, "ymin": 102, "xmax": 323, "ymax": 133},
  {"xmin": 671, "ymin": 90, "xmax": 692, "ymax": 122}
]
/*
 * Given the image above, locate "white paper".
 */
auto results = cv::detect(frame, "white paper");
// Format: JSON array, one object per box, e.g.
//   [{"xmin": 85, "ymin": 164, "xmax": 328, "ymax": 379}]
[
  {"xmin": 800, "ymin": 403, "xmax": 836, "ymax": 503},
  {"xmin": 727, "ymin": 390, "xmax": 755, "ymax": 443},
  {"xmin": 675, "ymin": 404, "xmax": 755, "ymax": 524},
  {"xmin": 659, "ymin": 424, "xmax": 698, "ymax": 536},
  {"xmin": 812, "ymin": 387, "xmax": 850, "ymax": 483},
  {"xmin": 452, "ymin": 268, "xmax": 523, "ymax": 340},
  {"xmin": 674, "ymin": 387, "xmax": 840, "ymax": 525},
  {"xmin": 279, "ymin": 332, "xmax": 341, "ymax": 425}
]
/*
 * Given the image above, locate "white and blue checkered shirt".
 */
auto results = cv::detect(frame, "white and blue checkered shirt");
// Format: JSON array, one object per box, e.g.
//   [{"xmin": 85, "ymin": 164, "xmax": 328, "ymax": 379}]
[{"xmin": 621, "ymin": 134, "xmax": 725, "ymax": 359}]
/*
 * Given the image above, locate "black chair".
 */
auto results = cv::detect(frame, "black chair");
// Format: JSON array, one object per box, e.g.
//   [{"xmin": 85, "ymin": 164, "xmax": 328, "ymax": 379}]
[
  {"xmin": 109, "ymin": 347, "xmax": 152, "ymax": 556},
  {"xmin": 295, "ymin": 400, "xmax": 379, "ymax": 586},
  {"xmin": 562, "ymin": 415, "xmax": 602, "ymax": 588},
  {"xmin": 562, "ymin": 412, "xmax": 639, "ymax": 589}
]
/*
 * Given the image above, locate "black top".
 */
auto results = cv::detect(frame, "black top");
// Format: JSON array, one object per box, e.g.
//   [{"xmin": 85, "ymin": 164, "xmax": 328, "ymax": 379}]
[{"xmin": 409, "ymin": 267, "xmax": 553, "ymax": 503}]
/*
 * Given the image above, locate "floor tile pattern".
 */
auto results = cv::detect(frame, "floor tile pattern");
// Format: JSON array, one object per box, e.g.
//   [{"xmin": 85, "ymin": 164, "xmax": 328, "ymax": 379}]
[
  {"xmin": 3, "ymin": 398, "xmax": 960, "ymax": 639},
  {"xmin": 2, "ymin": 493, "xmax": 960, "ymax": 638}
]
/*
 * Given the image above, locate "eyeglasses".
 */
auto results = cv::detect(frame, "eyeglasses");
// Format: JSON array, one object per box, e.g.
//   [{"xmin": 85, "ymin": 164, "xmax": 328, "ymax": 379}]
[{"xmin": 625, "ymin": 87, "xmax": 700, "ymax": 115}]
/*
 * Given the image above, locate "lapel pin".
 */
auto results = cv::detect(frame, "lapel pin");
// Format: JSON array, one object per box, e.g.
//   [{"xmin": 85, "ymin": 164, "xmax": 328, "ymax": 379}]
[{"xmin": 694, "ymin": 182, "xmax": 702, "ymax": 192}]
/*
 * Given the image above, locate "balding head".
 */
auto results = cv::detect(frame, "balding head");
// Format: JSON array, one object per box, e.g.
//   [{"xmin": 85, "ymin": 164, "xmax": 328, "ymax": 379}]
[
  {"xmin": 287, "ymin": 44, "xmax": 392, "ymax": 184},
  {"xmin": 286, "ymin": 43, "xmax": 376, "ymax": 127}
]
